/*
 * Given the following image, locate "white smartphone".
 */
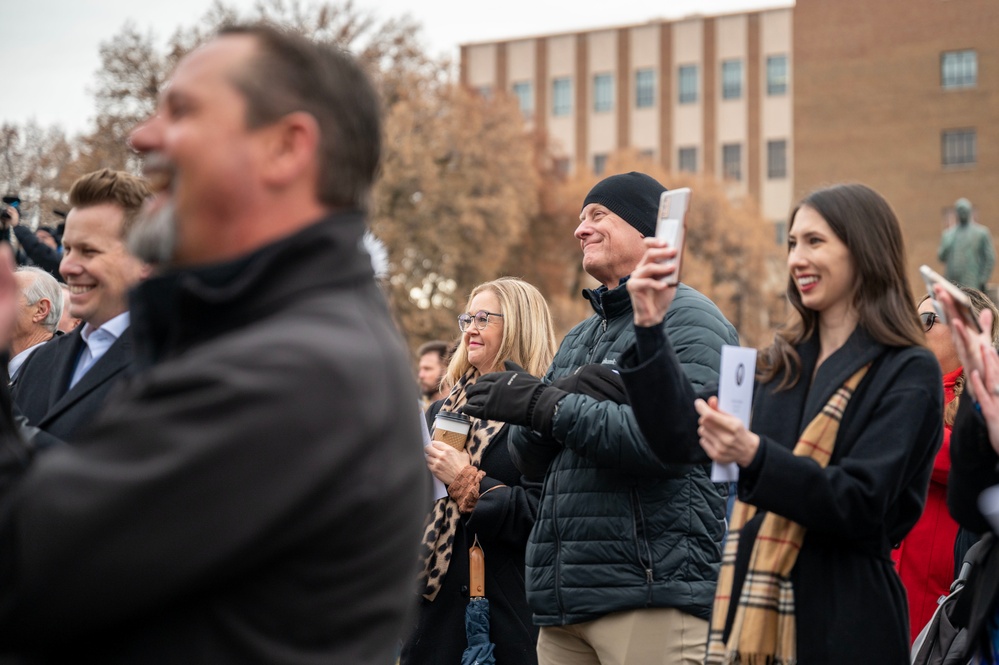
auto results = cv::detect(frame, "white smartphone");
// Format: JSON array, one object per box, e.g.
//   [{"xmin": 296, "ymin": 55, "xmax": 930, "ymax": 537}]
[
  {"xmin": 655, "ymin": 188, "xmax": 691, "ymax": 286},
  {"xmin": 919, "ymin": 264, "xmax": 982, "ymax": 333}
]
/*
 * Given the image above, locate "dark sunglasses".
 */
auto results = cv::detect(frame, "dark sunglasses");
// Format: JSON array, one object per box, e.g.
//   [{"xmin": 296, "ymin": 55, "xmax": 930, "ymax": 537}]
[{"xmin": 920, "ymin": 311, "xmax": 941, "ymax": 333}]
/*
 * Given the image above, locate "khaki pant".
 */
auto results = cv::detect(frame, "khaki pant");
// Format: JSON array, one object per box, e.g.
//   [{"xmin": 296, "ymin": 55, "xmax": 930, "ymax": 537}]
[{"xmin": 536, "ymin": 607, "xmax": 708, "ymax": 665}]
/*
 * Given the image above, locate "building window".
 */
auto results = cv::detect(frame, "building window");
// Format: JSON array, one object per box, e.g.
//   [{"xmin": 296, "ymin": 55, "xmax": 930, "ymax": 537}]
[
  {"xmin": 678, "ymin": 147, "xmax": 697, "ymax": 173},
  {"xmin": 722, "ymin": 60, "xmax": 743, "ymax": 99},
  {"xmin": 552, "ymin": 77, "xmax": 572, "ymax": 116},
  {"xmin": 593, "ymin": 74, "xmax": 613, "ymax": 113},
  {"xmin": 767, "ymin": 140, "xmax": 787, "ymax": 179},
  {"xmin": 639, "ymin": 148, "xmax": 655, "ymax": 162},
  {"xmin": 722, "ymin": 143, "xmax": 742, "ymax": 180},
  {"xmin": 512, "ymin": 81, "xmax": 533, "ymax": 116},
  {"xmin": 593, "ymin": 154, "xmax": 609, "ymax": 175},
  {"xmin": 942, "ymin": 129, "xmax": 976, "ymax": 167},
  {"xmin": 477, "ymin": 85, "xmax": 493, "ymax": 99},
  {"xmin": 941, "ymin": 50, "xmax": 977, "ymax": 89},
  {"xmin": 553, "ymin": 157, "xmax": 571, "ymax": 177},
  {"xmin": 775, "ymin": 220, "xmax": 787, "ymax": 245},
  {"xmin": 635, "ymin": 69, "xmax": 655, "ymax": 108},
  {"xmin": 767, "ymin": 55, "xmax": 788, "ymax": 95},
  {"xmin": 678, "ymin": 65, "xmax": 698, "ymax": 104}
]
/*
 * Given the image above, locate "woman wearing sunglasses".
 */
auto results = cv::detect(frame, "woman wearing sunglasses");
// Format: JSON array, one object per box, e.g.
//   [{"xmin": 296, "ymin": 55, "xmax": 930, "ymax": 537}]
[
  {"xmin": 401, "ymin": 277, "xmax": 556, "ymax": 665},
  {"xmin": 618, "ymin": 183, "xmax": 943, "ymax": 664},
  {"xmin": 893, "ymin": 287, "xmax": 999, "ymax": 641}
]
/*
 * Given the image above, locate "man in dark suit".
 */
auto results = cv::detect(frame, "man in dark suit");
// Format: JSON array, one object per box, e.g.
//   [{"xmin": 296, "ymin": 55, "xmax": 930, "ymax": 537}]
[{"xmin": 12, "ymin": 169, "xmax": 150, "ymax": 446}]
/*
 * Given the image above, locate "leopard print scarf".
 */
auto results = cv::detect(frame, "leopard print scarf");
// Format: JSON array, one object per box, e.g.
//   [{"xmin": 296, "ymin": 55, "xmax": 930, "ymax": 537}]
[{"xmin": 417, "ymin": 368, "xmax": 504, "ymax": 601}]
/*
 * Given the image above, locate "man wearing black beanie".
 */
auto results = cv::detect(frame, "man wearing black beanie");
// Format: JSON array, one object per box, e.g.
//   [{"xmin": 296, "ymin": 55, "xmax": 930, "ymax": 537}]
[
  {"xmin": 464, "ymin": 171, "xmax": 739, "ymax": 664},
  {"xmin": 580, "ymin": 170, "xmax": 661, "ymax": 236}
]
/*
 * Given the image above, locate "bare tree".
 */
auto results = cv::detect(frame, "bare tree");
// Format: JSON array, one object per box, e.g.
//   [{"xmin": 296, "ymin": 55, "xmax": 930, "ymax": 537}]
[
  {"xmin": 372, "ymin": 87, "xmax": 540, "ymax": 348},
  {"xmin": 48, "ymin": 1, "xmax": 791, "ymax": 355},
  {"xmin": 0, "ymin": 121, "xmax": 75, "ymax": 227}
]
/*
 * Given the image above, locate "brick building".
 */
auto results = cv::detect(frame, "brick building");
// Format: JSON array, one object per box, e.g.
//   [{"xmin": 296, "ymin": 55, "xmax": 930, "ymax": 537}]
[
  {"xmin": 794, "ymin": 0, "xmax": 998, "ymax": 286},
  {"xmin": 461, "ymin": 0, "xmax": 998, "ymax": 285}
]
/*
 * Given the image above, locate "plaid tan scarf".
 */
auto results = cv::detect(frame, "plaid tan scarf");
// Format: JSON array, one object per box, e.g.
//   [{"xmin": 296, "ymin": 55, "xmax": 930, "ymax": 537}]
[
  {"xmin": 705, "ymin": 364, "xmax": 870, "ymax": 665},
  {"xmin": 417, "ymin": 368, "xmax": 503, "ymax": 601}
]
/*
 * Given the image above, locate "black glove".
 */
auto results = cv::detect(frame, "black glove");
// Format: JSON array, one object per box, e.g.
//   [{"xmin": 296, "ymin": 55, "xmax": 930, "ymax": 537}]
[
  {"xmin": 464, "ymin": 360, "xmax": 567, "ymax": 436},
  {"xmin": 551, "ymin": 363, "xmax": 628, "ymax": 404}
]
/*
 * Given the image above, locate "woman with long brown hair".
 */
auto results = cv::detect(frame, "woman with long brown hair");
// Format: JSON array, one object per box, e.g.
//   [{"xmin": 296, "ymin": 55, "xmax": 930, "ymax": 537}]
[{"xmin": 618, "ymin": 183, "xmax": 943, "ymax": 664}]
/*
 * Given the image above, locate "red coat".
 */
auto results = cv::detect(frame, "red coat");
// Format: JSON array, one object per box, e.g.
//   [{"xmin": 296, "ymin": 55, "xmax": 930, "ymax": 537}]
[{"xmin": 892, "ymin": 366, "xmax": 962, "ymax": 641}]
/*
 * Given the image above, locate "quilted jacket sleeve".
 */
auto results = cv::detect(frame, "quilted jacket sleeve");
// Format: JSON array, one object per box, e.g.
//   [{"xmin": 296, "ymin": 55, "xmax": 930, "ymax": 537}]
[{"xmin": 551, "ymin": 286, "xmax": 737, "ymax": 475}]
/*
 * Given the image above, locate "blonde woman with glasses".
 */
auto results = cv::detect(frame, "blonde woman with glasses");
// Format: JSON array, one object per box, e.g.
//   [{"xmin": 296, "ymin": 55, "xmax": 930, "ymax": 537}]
[{"xmin": 402, "ymin": 277, "xmax": 556, "ymax": 665}]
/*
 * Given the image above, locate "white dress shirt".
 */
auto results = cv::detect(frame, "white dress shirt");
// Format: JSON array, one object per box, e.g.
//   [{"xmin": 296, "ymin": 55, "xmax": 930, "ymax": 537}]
[{"xmin": 8, "ymin": 341, "xmax": 47, "ymax": 384}]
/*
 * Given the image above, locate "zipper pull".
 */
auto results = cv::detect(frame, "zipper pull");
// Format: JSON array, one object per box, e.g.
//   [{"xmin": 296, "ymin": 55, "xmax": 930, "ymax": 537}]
[{"xmin": 646, "ymin": 568, "xmax": 653, "ymax": 583}]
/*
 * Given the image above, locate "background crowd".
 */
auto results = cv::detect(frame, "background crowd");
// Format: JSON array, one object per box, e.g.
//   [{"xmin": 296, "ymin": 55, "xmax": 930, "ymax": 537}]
[{"xmin": 0, "ymin": 16, "xmax": 998, "ymax": 665}]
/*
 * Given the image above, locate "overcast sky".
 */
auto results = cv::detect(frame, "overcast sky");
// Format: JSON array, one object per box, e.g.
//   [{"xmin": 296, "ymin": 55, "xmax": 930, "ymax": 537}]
[{"xmin": 2, "ymin": 0, "xmax": 789, "ymax": 136}]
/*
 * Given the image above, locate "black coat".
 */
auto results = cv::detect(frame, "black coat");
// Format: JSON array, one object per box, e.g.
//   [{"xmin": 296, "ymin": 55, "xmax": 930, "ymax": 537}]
[
  {"xmin": 949, "ymin": 395, "xmax": 999, "ymax": 534},
  {"xmin": 401, "ymin": 400, "xmax": 541, "ymax": 665},
  {"xmin": 0, "ymin": 213, "xmax": 430, "ymax": 664},
  {"xmin": 947, "ymin": 395, "xmax": 999, "ymax": 658},
  {"xmin": 12, "ymin": 327, "xmax": 133, "ymax": 448},
  {"xmin": 620, "ymin": 325, "xmax": 943, "ymax": 665}
]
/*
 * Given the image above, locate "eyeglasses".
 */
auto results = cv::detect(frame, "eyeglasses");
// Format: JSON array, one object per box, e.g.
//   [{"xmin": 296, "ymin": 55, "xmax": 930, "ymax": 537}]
[
  {"xmin": 920, "ymin": 311, "xmax": 941, "ymax": 333},
  {"xmin": 458, "ymin": 310, "xmax": 504, "ymax": 332}
]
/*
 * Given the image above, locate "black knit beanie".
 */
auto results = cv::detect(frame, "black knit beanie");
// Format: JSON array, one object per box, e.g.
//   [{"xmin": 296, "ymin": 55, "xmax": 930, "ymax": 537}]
[{"xmin": 581, "ymin": 171, "xmax": 666, "ymax": 237}]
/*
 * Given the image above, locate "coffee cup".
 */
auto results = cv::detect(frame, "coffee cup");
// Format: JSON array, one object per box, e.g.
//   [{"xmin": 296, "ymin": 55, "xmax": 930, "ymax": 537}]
[{"xmin": 432, "ymin": 410, "xmax": 472, "ymax": 451}]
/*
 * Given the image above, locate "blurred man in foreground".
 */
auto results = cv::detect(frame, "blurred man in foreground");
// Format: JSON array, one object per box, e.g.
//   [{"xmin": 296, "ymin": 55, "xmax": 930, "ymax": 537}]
[{"xmin": 0, "ymin": 24, "xmax": 427, "ymax": 664}]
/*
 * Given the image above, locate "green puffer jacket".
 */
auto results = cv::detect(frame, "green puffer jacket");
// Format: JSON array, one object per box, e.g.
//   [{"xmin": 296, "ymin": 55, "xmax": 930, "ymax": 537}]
[{"xmin": 508, "ymin": 280, "xmax": 738, "ymax": 626}]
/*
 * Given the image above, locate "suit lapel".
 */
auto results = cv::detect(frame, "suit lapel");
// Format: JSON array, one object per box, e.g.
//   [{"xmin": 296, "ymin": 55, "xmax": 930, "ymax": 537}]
[
  {"xmin": 47, "ymin": 329, "xmax": 87, "ymax": 405},
  {"xmin": 39, "ymin": 329, "xmax": 132, "ymax": 426}
]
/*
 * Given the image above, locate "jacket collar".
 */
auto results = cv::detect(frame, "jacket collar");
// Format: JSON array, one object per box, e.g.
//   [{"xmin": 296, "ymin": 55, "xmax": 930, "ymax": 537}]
[
  {"xmin": 797, "ymin": 326, "xmax": 885, "ymax": 426},
  {"xmin": 582, "ymin": 276, "xmax": 634, "ymax": 321},
  {"xmin": 130, "ymin": 210, "xmax": 372, "ymax": 367}
]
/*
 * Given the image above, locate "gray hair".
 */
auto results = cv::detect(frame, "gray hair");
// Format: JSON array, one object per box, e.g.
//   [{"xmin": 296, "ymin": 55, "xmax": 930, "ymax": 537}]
[{"xmin": 16, "ymin": 267, "xmax": 63, "ymax": 334}]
